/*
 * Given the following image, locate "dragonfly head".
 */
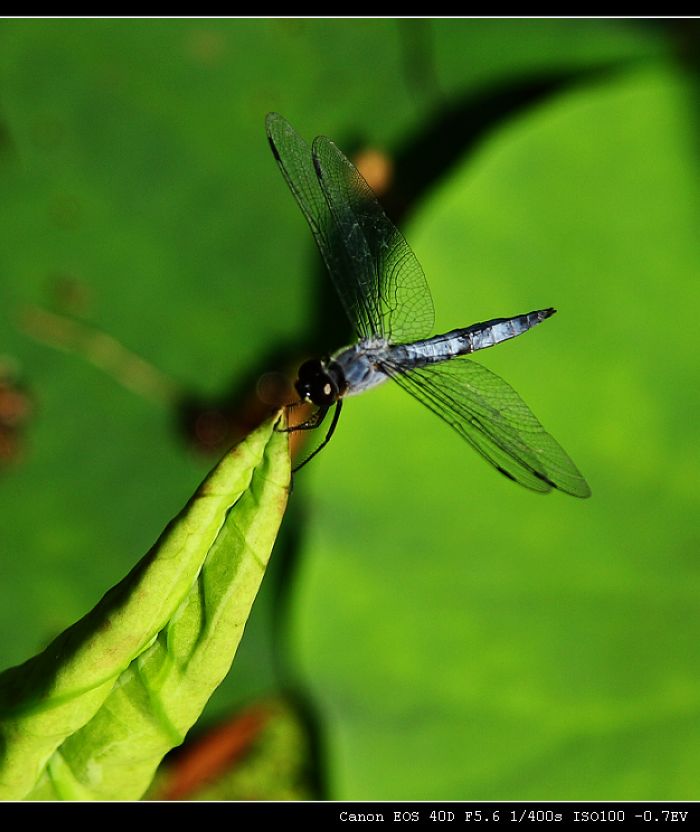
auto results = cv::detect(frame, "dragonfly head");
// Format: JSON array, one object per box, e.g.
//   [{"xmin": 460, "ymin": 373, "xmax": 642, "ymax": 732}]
[{"xmin": 295, "ymin": 358, "xmax": 344, "ymax": 407}]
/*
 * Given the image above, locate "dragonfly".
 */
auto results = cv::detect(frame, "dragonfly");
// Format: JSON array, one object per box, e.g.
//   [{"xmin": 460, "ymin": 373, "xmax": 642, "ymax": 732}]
[{"xmin": 266, "ymin": 112, "xmax": 591, "ymax": 498}]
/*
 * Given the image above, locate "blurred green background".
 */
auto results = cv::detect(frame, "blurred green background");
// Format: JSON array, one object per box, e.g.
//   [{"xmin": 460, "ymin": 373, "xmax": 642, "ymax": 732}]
[{"xmin": 1, "ymin": 19, "xmax": 699, "ymax": 800}]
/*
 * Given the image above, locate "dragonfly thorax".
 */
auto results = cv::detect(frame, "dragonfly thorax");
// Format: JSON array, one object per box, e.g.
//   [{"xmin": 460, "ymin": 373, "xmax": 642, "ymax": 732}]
[{"xmin": 295, "ymin": 358, "xmax": 347, "ymax": 406}]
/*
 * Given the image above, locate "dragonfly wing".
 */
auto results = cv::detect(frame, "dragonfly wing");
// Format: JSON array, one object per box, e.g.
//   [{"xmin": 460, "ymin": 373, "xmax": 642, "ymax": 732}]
[
  {"xmin": 266, "ymin": 112, "xmax": 378, "ymax": 341},
  {"xmin": 382, "ymin": 356, "xmax": 591, "ymax": 498},
  {"xmin": 311, "ymin": 134, "xmax": 435, "ymax": 344}
]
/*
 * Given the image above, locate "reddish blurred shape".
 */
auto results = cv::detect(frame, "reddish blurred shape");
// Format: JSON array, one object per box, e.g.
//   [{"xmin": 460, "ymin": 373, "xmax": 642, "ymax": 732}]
[
  {"xmin": 0, "ymin": 359, "xmax": 33, "ymax": 469},
  {"xmin": 157, "ymin": 702, "xmax": 273, "ymax": 801}
]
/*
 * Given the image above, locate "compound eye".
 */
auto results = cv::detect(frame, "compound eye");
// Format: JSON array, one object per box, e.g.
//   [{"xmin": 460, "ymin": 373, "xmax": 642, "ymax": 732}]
[
  {"xmin": 298, "ymin": 359, "xmax": 322, "ymax": 380},
  {"xmin": 294, "ymin": 358, "xmax": 340, "ymax": 406}
]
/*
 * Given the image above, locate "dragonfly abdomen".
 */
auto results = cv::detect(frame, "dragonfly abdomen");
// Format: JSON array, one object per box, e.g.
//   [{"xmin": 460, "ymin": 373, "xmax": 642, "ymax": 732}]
[{"xmin": 390, "ymin": 308, "xmax": 556, "ymax": 367}]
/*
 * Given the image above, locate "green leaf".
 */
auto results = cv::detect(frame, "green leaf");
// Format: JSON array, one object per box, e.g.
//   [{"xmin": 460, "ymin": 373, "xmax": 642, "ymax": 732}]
[{"xmin": 0, "ymin": 413, "xmax": 290, "ymax": 800}]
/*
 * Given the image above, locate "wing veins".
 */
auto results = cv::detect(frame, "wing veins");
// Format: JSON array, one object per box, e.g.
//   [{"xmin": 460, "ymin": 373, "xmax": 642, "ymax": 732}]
[{"xmin": 382, "ymin": 355, "xmax": 590, "ymax": 497}]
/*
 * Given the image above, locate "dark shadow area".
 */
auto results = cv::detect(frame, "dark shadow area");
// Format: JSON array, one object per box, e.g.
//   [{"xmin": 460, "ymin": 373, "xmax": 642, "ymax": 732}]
[
  {"xmin": 656, "ymin": 20, "xmax": 700, "ymax": 161},
  {"xmin": 267, "ymin": 496, "xmax": 329, "ymax": 799},
  {"xmin": 175, "ymin": 340, "xmax": 301, "ymax": 456},
  {"xmin": 386, "ymin": 64, "xmax": 636, "ymax": 228}
]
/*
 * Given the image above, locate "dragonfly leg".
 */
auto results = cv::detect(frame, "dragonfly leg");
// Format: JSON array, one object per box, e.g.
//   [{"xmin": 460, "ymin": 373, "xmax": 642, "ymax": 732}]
[
  {"xmin": 279, "ymin": 403, "xmax": 329, "ymax": 433},
  {"xmin": 292, "ymin": 399, "xmax": 343, "ymax": 473}
]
